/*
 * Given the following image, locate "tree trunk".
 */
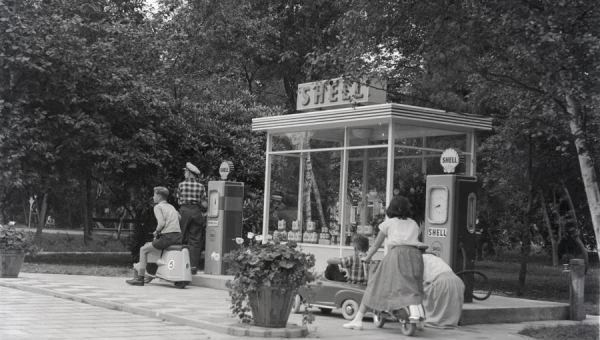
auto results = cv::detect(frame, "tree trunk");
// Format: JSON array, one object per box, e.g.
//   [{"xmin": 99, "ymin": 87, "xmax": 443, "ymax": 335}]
[
  {"xmin": 309, "ymin": 168, "xmax": 328, "ymax": 231},
  {"xmin": 566, "ymin": 95, "xmax": 600, "ymax": 263},
  {"xmin": 539, "ymin": 191, "xmax": 559, "ymax": 266},
  {"xmin": 21, "ymin": 189, "xmax": 28, "ymax": 225},
  {"xmin": 67, "ymin": 200, "xmax": 73, "ymax": 229},
  {"xmin": 562, "ymin": 183, "xmax": 589, "ymax": 274},
  {"xmin": 552, "ymin": 189, "xmax": 565, "ymax": 241},
  {"xmin": 303, "ymin": 153, "xmax": 313, "ymax": 224},
  {"xmin": 517, "ymin": 137, "xmax": 533, "ymax": 296},
  {"xmin": 34, "ymin": 194, "xmax": 48, "ymax": 245}
]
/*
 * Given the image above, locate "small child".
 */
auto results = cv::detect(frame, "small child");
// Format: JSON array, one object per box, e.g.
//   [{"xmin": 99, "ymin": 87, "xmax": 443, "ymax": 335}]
[
  {"xmin": 325, "ymin": 234, "xmax": 369, "ymax": 285},
  {"xmin": 126, "ymin": 187, "xmax": 182, "ymax": 286}
]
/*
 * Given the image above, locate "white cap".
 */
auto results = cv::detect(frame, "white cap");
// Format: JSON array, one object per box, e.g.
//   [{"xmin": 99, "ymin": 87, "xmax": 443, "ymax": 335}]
[{"xmin": 184, "ymin": 162, "xmax": 200, "ymax": 176}]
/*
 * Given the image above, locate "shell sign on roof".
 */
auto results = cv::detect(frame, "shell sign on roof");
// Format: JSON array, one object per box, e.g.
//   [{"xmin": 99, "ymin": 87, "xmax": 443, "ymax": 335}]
[{"xmin": 296, "ymin": 78, "xmax": 387, "ymax": 111}]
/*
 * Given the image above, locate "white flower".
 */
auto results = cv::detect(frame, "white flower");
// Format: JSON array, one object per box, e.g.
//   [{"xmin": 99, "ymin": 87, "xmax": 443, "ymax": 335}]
[
  {"xmin": 210, "ymin": 252, "xmax": 221, "ymax": 261},
  {"xmin": 8, "ymin": 221, "xmax": 16, "ymax": 226},
  {"xmin": 255, "ymin": 235, "xmax": 263, "ymax": 241},
  {"xmin": 235, "ymin": 237, "xmax": 244, "ymax": 245},
  {"xmin": 266, "ymin": 234, "xmax": 273, "ymax": 240},
  {"xmin": 247, "ymin": 232, "xmax": 255, "ymax": 239}
]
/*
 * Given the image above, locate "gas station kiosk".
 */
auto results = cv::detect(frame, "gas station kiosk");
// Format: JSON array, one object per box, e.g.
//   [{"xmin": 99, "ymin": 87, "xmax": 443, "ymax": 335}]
[
  {"xmin": 251, "ymin": 78, "xmax": 492, "ymax": 280},
  {"xmin": 204, "ymin": 161, "xmax": 244, "ymax": 275}
]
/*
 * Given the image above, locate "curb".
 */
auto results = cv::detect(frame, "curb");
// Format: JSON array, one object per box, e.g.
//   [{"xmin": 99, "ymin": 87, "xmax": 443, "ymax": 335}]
[{"xmin": 0, "ymin": 279, "xmax": 308, "ymax": 338}]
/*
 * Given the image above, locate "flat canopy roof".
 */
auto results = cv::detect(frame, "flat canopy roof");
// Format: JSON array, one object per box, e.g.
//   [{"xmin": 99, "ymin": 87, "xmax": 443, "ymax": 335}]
[{"xmin": 252, "ymin": 103, "xmax": 493, "ymax": 133}]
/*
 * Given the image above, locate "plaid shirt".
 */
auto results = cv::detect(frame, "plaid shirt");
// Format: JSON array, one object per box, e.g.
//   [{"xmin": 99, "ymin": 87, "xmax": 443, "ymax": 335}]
[
  {"xmin": 177, "ymin": 178, "xmax": 205, "ymax": 205},
  {"xmin": 340, "ymin": 252, "xmax": 367, "ymax": 285}
]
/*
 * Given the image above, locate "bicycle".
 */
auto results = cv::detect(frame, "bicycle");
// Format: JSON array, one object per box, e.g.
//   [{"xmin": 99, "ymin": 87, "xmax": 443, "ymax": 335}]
[{"xmin": 454, "ymin": 269, "xmax": 492, "ymax": 301}]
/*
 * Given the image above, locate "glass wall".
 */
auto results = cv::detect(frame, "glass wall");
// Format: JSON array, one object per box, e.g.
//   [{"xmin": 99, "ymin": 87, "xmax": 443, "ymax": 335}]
[
  {"xmin": 270, "ymin": 150, "xmax": 342, "ymax": 245},
  {"xmin": 345, "ymin": 147, "xmax": 388, "ymax": 246},
  {"xmin": 266, "ymin": 122, "xmax": 471, "ymax": 249}
]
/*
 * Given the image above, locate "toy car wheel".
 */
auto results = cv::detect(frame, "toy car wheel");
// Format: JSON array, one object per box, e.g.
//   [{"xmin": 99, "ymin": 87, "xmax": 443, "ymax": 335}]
[
  {"xmin": 400, "ymin": 322, "xmax": 417, "ymax": 336},
  {"xmin": 319, "ymin": 308, "xmax": 333, "ymax": 315},
  {"xmin": 341, "ymin": 299, "xmax": 359, "ymax": 320},
  {"xmin": 291, "ymin": 294, "xmax": 303, "ymax": 313},
  {"xmin": 174, "ymin": 281, "xmax": 187, "ymax": 289},
  {"xmin": 373, "ymin": 311, "xmax": 386, "ymax": 328}
]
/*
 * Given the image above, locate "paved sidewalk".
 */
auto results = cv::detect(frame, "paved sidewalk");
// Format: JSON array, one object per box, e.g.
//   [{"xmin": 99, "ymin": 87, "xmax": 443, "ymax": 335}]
[{"xmin": 0, "ymin": 273, "xmax": 598, "ymax": 340}]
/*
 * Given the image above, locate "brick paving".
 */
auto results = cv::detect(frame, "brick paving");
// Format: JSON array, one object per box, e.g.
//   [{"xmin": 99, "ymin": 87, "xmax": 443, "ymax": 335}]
[{"xmin": 0, "ymin": 273, "xmax": 598, "ymax": 340}]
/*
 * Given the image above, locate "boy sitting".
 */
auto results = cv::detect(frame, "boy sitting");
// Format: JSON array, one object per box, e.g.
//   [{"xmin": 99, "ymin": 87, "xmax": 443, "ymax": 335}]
[{"xmin": 325, "ymin": 234, "xmax": 369, "ymax": 285}]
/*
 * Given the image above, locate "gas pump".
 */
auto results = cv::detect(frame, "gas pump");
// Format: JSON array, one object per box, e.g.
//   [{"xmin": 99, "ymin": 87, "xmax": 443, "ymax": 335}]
[
  {"xmin": 423, "ymin": 149, "xmax": 478, "ymax": 302},
  {"xmin": 204, "ymin": 161, "xmax": 244, "ymax": 275}
]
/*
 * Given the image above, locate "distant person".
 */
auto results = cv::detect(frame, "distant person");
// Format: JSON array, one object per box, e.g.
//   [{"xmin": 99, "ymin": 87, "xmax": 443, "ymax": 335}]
[
  {"xmin": 343, "ymin": 196, "xmax": 425, "ymax": 330},
  {"xmin": 177, "ymin": 162, "xmax": 206, "ymax": 275},
  {"xmin": 126, "ymin": 187, "xmax": 182, "ymax": 286},
  {"xmin": 422, "ymin": 253, "xmax": 464, "ymax": 328},
  {"xmin": 475, "ymin": 227, "xmax": 484, "ymax": 260},
  {"xmin": 325, "ymin": 234, "xmax": 369, "ymax": 284}
]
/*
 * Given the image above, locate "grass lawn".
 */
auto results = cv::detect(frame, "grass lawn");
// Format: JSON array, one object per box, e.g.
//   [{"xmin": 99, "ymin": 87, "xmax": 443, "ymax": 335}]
[
  {"xmin": 519, "ymin": 324, "xmax": 599, "ymax": 340},
  {"xmin": 17, "ymin": 231, "xmax": 599, "ymax": 340}
]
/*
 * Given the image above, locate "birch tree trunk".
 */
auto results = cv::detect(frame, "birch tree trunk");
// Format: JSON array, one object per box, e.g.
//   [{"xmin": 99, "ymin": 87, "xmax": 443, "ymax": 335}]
[
  {"xmin": 34, "ymin": 194, "xmax": 48, "ymax": 246},
  {"xmin": 539, "ymin": 191, "xmax": 559, "ymax": 266},
  {"xmin": 303, "ymin": 153, "xmax": 313, "ymax": 224},
  {"xmin": 309, "ymin": 167, "xmax": 328, "ymax": 230},
  {"xmin": 566, "ymin": 95, "xmax": 600, "ymax": 262},
  {"xmin": 517, "ymin": 137, "xmax": 533, "ymax": 296},
  {"xmin": 562, "ymin": 183, "xmax": 589, "ymax": 274}
]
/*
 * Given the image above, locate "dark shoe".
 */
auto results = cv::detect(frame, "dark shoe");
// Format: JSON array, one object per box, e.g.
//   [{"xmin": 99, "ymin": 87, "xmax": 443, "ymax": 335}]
[
  {"xmin": 143, "ymin": 276, "xmax": 153, "ymax": 283},
  {"xmin": 126, "ymin": 276, "xmax": 145, "ymax": 286},
  {"xmin": 191, "ymin": 267, "xmax": 198, "ymax": 275}
]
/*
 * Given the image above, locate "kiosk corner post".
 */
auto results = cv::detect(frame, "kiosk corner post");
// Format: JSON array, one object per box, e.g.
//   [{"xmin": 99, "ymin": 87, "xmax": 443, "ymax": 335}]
[{"xmin": 204, "ymin": 181, "xmax": 244, "ymax": 275}]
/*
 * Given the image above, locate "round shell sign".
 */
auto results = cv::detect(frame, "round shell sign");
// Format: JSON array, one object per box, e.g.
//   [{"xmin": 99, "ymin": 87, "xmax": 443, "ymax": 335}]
[
  {"xmin": 219, "ymin": 161, "xmax": 234, "ymax": 180},
  {"xmin": 440, "ymin": 148, "xmax": 460, "ymax": 173}
]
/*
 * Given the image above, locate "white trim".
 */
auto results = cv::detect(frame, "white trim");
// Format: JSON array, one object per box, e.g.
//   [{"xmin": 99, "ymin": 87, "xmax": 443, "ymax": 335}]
[
  {"xmin": 253, "ymin": 103, "xmax": 492, "ymax": 132},
  {"xmin": 262, "ymin": 134, "xmax": 272, "ymax": 243},
  {"xmin": 339, "ymin": 128, "xmax": 350, "ymax": 257}
]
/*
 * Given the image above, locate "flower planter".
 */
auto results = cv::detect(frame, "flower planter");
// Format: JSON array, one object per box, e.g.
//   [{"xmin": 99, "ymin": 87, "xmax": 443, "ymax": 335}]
[
  {"xmin": 0, "ymin": 253, "xmax": 25, "ymax": 278},
  {"xmin": 248, "ymin": 286, "xmax": 295, "ymax": 328}
]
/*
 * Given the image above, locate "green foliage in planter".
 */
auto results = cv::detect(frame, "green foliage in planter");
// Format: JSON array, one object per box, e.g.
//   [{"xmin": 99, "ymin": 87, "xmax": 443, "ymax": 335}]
[
  {"xmin": 223, "ymin": 239, "xmax": 315, "ymax": 323},
  {"xmin": 0, "ymin": 222, "xmax": 36, "ymax": 254}
]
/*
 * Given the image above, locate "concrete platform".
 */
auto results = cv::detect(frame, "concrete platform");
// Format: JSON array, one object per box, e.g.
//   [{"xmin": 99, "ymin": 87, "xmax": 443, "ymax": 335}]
[{"xmin": 193, "ymin": 271, "xmax": 570, "ymax": 325}]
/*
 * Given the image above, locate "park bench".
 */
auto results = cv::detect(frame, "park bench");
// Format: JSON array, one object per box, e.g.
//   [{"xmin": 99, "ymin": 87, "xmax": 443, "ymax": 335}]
[{"xmin": 92, "ymin": 217, "xmax": 137, "ymax": 239}]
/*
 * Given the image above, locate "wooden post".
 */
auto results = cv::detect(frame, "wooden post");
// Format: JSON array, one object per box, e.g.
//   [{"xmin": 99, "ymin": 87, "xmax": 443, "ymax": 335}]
[{"xmin": 569, "ymin": 259, "xmax": 586, "ymax": 321}]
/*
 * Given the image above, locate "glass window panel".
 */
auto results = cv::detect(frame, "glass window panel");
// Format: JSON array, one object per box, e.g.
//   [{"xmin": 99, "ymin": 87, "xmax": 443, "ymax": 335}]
[
  {"xmin": 395, "ymin": 124, "xmax": 467, "ymax": 152},
  {"xmin": 425, "ymin": 134, "xmax": 467, "ymax": 152},
  {"xmin": 271, "ymin": 151, "xmax": 342, "ymax": 245},
  {"xmin": 269, "ymin": 154, "xmax": 301, "ymax": 239},
  {"xmin": 300, "ymin": 151, "xmax": 342, "ymax": 245},
  {"xmin": 272, "ymin": 129, "xmax": 344, "ymax": 151},
  {"xmin": 348, "ymin": 124, "xmax": 389, "ymax": 146},
  {"xmin": 345, "ymin": 148, "xmax": 388, "ymax": 247},
  {"xmin": 393, "ymin": 156, "xmax": 427, "ymax": 226}
]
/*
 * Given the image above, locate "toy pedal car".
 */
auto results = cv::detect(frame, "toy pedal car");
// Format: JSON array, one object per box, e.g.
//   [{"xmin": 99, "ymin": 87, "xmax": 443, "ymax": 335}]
[{"xmin": 292, "ymin": 276, "xmax": 367, "ymax": 320}]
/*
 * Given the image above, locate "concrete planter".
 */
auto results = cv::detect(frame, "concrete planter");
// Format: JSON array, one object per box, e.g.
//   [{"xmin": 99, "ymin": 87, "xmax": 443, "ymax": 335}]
[
  {"xmin": 0, "ymin": 253, "xmax": 25, "ymax": 278},
  {"xmin": 248, "ymin": 285, "xmax": 295, "ymax": 328}
]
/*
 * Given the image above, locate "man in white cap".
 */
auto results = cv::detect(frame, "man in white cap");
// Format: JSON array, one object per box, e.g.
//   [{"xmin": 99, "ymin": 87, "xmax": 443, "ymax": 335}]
[{"xmin": 177, "ymin": 162, "xmax": 206, "ymax": 275}]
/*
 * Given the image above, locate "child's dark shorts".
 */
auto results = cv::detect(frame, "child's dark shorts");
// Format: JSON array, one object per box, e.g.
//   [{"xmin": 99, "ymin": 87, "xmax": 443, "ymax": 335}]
[{"xmin": 152, "ymin": 232, "xmax": 182, "ymax": 250}]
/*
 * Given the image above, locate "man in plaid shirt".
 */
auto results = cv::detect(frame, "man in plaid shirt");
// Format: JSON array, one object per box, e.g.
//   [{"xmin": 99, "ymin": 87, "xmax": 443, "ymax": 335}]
[
  {"xmin": 177, "ymin": 162, "xmax": 206, "ymax": 275},
  {"xmin": 325, "ymin": 234, "xmax": 369, "ymax": 285}
]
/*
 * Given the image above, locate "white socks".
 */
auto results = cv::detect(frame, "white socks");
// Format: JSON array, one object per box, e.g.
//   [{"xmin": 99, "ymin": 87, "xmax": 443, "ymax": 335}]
[{"xmin": 342, "ymin": 311, "xmax": 364, "ymax": 330}]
